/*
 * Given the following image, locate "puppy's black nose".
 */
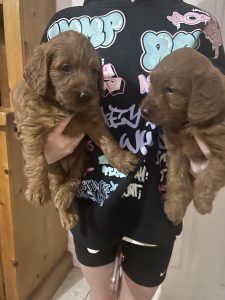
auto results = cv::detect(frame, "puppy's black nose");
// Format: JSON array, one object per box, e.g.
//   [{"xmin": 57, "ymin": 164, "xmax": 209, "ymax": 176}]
[
  {"xmin": 79, "ymin": 91, "xmax": 91, "ymax": 101},
  {"xmin": 141, "ymin": 108, "xmax": 150, "ymax": 119}
]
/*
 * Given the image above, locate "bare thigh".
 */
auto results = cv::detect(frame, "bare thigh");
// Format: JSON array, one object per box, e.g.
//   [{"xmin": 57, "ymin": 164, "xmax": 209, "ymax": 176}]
[
  {"xmin": 79, "ymin": 262, "xmax": 117, "ymax": 300},
  {"xmin": 80, "ymin": 262, "xmax": 158, "ymax": 300},
  {"xmin": 120, "ymin": 271, "xmax": 158, "ymax": 300}
]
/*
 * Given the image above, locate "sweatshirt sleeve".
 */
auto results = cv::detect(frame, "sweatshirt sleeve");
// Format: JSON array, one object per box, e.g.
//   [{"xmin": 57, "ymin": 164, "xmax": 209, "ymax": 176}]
[{"xmin": 197, "ymin": 16, "xmax": 225, "ymax": 74}]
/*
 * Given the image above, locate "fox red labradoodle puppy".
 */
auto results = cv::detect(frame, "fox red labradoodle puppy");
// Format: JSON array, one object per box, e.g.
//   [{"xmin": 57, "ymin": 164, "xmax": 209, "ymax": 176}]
[
  {"xmin": 12, "ymin": 30, "xmax": 138, "ymax": 229},
  {"xmin": 141, "ymin": 48, "xmax": 225, "ymax": 224}
]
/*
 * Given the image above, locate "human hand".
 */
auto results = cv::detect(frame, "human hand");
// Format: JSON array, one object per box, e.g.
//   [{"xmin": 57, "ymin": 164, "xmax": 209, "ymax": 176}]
[
  {"xmin": 44, "ymin": 115, "xmax": 85, "ymax": 164},
  {"xmin": 189, "ymin": 135, "xmax": 211, "ymax": 176}
]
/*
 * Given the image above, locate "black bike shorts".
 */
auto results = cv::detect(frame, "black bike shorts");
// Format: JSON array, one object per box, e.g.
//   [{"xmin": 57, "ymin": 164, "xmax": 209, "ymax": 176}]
[{"xmin": 74, "ymin": 237, "xmax": 174, "ymax": 287}]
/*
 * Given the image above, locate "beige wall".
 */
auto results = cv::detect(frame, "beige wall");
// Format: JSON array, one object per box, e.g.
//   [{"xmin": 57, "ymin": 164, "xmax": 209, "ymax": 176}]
[{"xmin": 56, "ymin": 0, "xmax": 84, "ymax": 11}]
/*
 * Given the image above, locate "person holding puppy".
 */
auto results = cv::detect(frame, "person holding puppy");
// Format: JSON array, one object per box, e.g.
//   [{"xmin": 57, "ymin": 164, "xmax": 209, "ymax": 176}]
[{"xmin": 43, "ymin": 0, "xmax": 225, "ymax": 299}]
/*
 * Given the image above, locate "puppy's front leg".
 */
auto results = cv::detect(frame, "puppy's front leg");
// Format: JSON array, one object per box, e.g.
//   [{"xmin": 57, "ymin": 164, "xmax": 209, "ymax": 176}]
[
  {"xmin": 193, "ymin": 157, "xmax": 225, "ymax": 214},
  {"xmin": 21, "ymin": 130, "xmax": 51, "ymax": 206},
  {"xmin": 54, "ymin": 143, "xmax": 86, "ymax": 210},
  {"xmin": 53, "ymin": 143, "xmax": 87, "ymax": 230},
  {"xmin": 58, "ymin": 207, "xmax": 79, "ymax": 231},
  {"xmin": 48, "ymin": 161, "xmax": 66, "ymax": 199},
  {"xmin": 81, "ymin": 111, "xmax": 139, "ymax": 174},
  {"xmin": 164, "ymin": 148, "xmax": 194, "ymax": 224},
  {"xmin": 48, "ymin": 159, "xmax": 80, "ymax": 230}
]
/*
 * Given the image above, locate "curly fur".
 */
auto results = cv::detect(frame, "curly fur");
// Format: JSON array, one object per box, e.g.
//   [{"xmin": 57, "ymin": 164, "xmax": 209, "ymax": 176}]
[
  {"xmin": 12, "ymin": 30, "xmax": 138, "ymax": 229},
  {"xmin": 141, "ymin": 48, "xmax": 225, "ymax": 224}
]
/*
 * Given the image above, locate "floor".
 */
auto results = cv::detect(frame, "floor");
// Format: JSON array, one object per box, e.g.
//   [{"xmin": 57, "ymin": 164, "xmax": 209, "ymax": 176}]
[{"xmin": 52, "ymin": 268, "xmax": 90, "ymax": 300}]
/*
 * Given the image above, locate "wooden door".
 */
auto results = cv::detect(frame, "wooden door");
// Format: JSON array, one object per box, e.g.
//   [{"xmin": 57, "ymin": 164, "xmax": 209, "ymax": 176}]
[{"xmin": 0, "ymin": 1, "xmax": 73, "ymax": 299}]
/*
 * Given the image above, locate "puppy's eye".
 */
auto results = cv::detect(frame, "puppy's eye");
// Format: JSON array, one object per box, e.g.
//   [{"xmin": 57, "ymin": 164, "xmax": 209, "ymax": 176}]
[
  {"xmin": 165, "ymin": 87, "xmax": 175, "ymax": 94},
  {"xmin": 61, "ymin": 64, "xmax": 72, "ymax": 74},
  {"xmin": 91, "ymin": 67, "xmax": 98, "ymax": 75}
]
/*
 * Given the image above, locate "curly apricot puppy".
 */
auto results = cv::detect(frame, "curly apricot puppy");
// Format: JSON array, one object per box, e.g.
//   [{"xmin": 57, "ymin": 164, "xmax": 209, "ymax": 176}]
[
  {"xmin": 12, "ymin": 30, "xmax": 138, "ymax": 229},
  {"xmin": 141, "ymin": 48, "xmax": 225, "ymax": 224}
]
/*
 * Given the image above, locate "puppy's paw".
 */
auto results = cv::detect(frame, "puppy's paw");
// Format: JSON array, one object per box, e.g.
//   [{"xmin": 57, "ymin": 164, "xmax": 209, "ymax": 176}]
[
  {"xmin": 54, "ymin": 182, "xmax": 80, "ymax": 210},
  {"xmin": 59, "ymin": 210, "xmax": 78, "ymax": 230},
  {"xmin": 109, "ymin": 150, "xmax": 139, "ymax": 174},
  {"xmin": 193, "ymin": 196, "xmax": 213, "ymax": 215},
  {"xmin": 164, "ymin": 201, "xmax": 186, "ymax": 225},
  {"xmin": 25, "ymin": 185, "xmax": 51, "ymax": 206}
]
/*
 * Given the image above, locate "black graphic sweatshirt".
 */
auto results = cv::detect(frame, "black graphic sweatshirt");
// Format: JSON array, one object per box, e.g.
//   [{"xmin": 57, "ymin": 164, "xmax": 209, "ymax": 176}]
[{"xmin": 42, "ymin": 0, "xmax": 225, "ymax": 249}]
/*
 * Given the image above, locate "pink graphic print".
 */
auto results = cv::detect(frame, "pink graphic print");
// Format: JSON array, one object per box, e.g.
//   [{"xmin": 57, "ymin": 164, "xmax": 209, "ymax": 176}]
[
  {"xmin": 203, "ymin": 18, "xmax": 223, "ymax": 59},
  {"xmin": 103, "ymin": 64, "xmax": 126, "ymax": 97},
  {"xmin": 138, "ymin": 74, "xmax": 151, "ymax": 94},
  {"xmin": 167, "ymin": 11, "xmax": 211, "ymax": 29}
]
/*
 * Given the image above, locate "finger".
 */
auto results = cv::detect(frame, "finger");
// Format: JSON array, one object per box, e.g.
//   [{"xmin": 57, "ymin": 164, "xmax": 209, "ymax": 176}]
[
  {"xmin": 190, "ymin": 159, "xmax": 209, "ymax": 175},
  {"xmin": 194, "ymin": 135, "xmax": 211, "ymax": 159}
]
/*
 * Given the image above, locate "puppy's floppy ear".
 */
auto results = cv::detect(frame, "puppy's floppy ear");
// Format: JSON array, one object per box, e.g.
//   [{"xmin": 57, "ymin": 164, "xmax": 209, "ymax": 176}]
[
  {"xmin": 188, "ymin": 73, "xmax": 225, "ymax": 125},
  {"xmin": 97, "ymin": 57, "xmax": 105, "ymax": 97},
  {"xmin": 98, "ymin": 68, "xmax": 105, "ymax": 97},
  {"xmin": 23, "ymin": 44, "xmax": 49, "ymax": 96}
]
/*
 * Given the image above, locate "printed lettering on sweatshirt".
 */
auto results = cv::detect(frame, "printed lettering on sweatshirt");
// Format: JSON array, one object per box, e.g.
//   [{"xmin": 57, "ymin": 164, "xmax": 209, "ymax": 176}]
[
  {"xmin": 140, "ymin": 29, "xmax": 201, "ymax": 72},
  {"xmin": 77, "ymin": 179, "xmax": 118, "ymax": 206},
  {"xmin": 167, "ymin": 11, "xmax": 211, "ymax": 29},
  {"xmin": 101, "ymin": 104, "xmax": 156, "ymax": 155},
  {"xmin": 167, "ymin": 10, "xmax": 223, "ymax": 59},
  {"xmin": 47, "ymin": 10, "xmax": 126, "ymax": 49}
]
